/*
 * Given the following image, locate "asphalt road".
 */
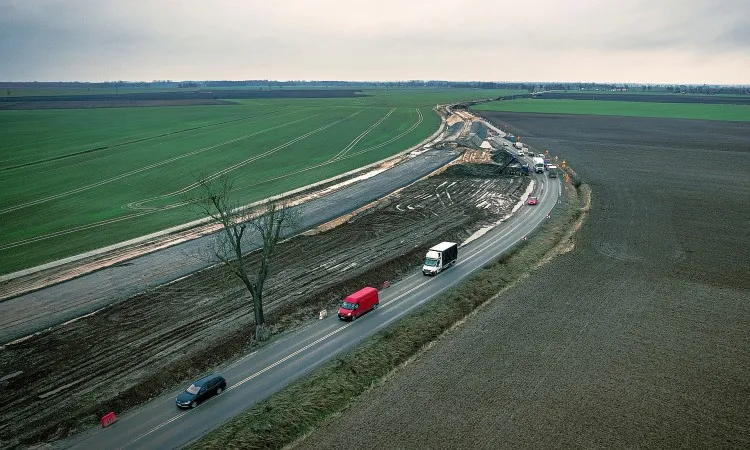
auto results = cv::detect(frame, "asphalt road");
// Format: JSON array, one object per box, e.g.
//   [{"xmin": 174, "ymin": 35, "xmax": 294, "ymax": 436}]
[
  {"xmin": 0, "ymin": 149, "xmax": 460, "ymax": 344},
  {"xmin": 61, "ymin": 168, "xmax": 560, "ymax": 449}
]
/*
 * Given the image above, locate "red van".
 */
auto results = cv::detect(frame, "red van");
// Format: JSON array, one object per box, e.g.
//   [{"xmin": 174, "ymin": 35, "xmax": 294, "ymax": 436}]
[{"xmin": 338, "ymin": 287, "xmax": 379, "ymax": 321}]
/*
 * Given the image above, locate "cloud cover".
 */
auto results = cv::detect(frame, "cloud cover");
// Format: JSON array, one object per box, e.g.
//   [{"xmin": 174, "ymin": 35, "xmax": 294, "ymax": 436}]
[{"xmin": 1, "ymin": 0, "xmax": 748, "ymax": 83}]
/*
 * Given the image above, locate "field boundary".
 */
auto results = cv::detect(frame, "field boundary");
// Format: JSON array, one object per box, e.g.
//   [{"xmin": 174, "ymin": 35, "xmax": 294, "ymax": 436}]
[{"xmin": 0, "ymin": 106, "xmax": 448, "ymax": 293}]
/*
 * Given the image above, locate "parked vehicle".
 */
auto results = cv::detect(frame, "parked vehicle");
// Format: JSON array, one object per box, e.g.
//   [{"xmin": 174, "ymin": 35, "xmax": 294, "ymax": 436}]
[
  {"xmin": 547, "ymin": 164, "xmax": 558, "ymax": 177},
  {"xmin": 176, "ymin": 373, "xmax": 227, "ymax": 408},
  {"xmin": 543, "ymin": 158, "xmax": 551, "ymax": 170},
  {"xmin": 527, "ymin": 196, "xmax": 539, "ymax": 205},
  {"xmin": 517, "ymin": 148, "xmax": 525, "ymax": 156},
  {"xmin": 338, "ymin": 287, "xmax": 379, "ymax": 321},
  {"xmin": 532, "ymin": 156, "xmax": 545, "ymax": 173},
  {"xmin": 514, "ymin": 141, "xmax": 523, "ymax": 149},
  {"xmin": 423, "ymin": 242, "xmax": 458, "ymax": 276},
  {"xmin": 503, "ymin": 141, "xmax": 510, "ymax": 148}
]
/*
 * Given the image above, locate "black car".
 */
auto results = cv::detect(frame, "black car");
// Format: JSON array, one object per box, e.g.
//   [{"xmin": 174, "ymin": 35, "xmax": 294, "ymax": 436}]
[{"xmin": 176, "ymin": 373, "xmax": 227, "ymax": 408}]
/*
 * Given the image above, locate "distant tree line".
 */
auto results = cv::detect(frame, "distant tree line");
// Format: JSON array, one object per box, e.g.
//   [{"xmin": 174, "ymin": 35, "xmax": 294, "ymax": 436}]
[{"xmin": 0, "ymin": 80, "xmax": 747, "ymax": 95}]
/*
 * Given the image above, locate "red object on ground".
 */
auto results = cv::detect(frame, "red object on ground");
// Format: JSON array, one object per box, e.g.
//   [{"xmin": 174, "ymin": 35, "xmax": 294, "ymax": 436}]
[
  {"xmin": 101, "ymin": 412, "xmax": 118, "ymax": 428},
  {"xmin": 382, "ymin": 280, "xmax": 390, "ymax": 289}
]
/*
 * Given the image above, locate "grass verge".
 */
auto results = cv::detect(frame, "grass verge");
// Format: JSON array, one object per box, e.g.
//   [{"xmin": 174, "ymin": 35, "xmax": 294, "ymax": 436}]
[{"xmin": 191, "ymin": 177, "xmax": 591, "ymax": 449}]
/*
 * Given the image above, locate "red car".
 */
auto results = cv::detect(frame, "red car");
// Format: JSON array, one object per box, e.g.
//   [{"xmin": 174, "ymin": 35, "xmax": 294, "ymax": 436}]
[{"xmin": 526, "ymin": 196, "xmax": 539, "ymax": 205}]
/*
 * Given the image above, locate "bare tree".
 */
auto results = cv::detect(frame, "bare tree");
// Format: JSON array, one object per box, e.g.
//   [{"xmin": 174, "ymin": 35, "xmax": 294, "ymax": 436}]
[{"xmin": 190, "ymin": 174, "xmax": 298, "ymax": 341}]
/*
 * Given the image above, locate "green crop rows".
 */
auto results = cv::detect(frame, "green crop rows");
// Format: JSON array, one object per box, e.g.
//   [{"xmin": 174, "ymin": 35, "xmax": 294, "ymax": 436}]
[
  {"xmin": 473, "ymin": 99, "xmax": 750, "ymax": 122},
  {"xmin": 0, "ymin": 89, "xmax": 520, "ymax": 275}
]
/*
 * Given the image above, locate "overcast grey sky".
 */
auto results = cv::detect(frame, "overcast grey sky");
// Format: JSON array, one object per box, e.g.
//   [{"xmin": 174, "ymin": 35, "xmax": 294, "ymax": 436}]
[{"xmin": 1, "ymin": 0, "xmax": 748, "ymax": 84}]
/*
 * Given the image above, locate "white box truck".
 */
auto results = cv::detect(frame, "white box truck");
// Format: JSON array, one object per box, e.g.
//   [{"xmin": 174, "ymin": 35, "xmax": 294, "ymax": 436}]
[
  {"xmin": 532, "ymin": 156, "xmax": 545, "ymax": 173},
  {"xmin": 422, "ymin": 242, "xmax": 458, "ymax": 276},
  {"xmin": 514, "ymin": 141, "xmax": 523, "ymax": 149}
]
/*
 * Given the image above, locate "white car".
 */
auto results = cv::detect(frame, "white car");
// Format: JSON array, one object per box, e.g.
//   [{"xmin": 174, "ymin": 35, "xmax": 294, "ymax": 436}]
[{"xmin": 517, "ymin": 149, "xmax": 525, "ymax": 156}]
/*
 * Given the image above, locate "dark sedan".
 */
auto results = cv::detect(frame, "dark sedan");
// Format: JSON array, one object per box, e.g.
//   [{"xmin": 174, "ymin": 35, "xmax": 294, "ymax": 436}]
[{"xmin": 176, "ymin": 373, "xmax": 227, "ymax": 408}]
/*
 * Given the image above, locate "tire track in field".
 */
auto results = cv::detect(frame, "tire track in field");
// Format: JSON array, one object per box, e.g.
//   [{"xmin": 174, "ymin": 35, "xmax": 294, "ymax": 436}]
[
  {"xmin": 324, "ymin": 108, "xmax": 395, "ymax": 163},
  {"xmin": 238, "ymin": 107, "xmax": 424, "ymax": 191},
  {"xmin": 0, "ymin": 110, "xmax": 365, "ymax": 251},
  {"xmin": 0, "ymin": 111, "xmax": 318, "ymax": 216},
  {"xmin": 1, "ymin": 108, "xmax": 302, "ymax": 181},
  {"xmin": 126, "ymin": 109, "xmax": 366, "ymax": 211},
  {"xmin": 0, "ymin": 108, "xmax": 293, "ymax": 170}
]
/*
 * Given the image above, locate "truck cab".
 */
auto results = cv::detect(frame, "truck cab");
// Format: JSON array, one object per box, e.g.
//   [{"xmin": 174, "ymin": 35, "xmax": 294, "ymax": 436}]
[{"xmin": 423, "ymin": 242, "xmax": 458, "ymax": 276}]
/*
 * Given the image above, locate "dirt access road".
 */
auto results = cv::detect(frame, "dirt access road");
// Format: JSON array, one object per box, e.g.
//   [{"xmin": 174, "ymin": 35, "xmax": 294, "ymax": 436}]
[
  {"xmin": 295, "ymin": 113, "xmax": 750, "ymax": 448},
  {"xmin": 0, "ymin": 143, "xmax": 532, "ymax": 447}
]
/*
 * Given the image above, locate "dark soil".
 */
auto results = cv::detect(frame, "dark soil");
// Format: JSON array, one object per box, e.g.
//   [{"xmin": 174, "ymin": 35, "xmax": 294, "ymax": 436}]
[
  {"xmin": 0, "ymin": 99, "xmax": 236, "ymax": 110},
  {"xmin": 0, "ymin": 89, "xmax": 365, "ymax": 110},
  {"xmin": 294, "ymin": 113, "xmax": 750, "ymax": 449},
  {"xmin": 0, "ymin": 161, "xmax": 528, "ymax": 448},
  {"xmin": 534, "ymin": 92, "xmax": 750, "ymax": 105}
]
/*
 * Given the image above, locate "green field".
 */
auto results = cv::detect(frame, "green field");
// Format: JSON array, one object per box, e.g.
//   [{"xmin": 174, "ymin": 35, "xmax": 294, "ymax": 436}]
[
  {"xmin": 0, "ymin": 89, "xmax": 519, "ymax": 275},
  {"xmin": 473, "ymin": 99, "xmax": 750, "ymax": 122}
]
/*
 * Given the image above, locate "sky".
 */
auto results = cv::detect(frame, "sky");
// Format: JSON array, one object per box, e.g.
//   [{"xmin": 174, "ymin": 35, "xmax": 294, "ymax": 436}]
[{"xmin": 1, "ymin": 0, "xmax": 749, "ymax": 84}]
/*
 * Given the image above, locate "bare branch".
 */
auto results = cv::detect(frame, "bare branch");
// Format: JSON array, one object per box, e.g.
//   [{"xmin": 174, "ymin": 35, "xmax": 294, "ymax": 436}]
[{"xmin": 184, "ymin": 173, "xmax": 295, "ymax": 341}]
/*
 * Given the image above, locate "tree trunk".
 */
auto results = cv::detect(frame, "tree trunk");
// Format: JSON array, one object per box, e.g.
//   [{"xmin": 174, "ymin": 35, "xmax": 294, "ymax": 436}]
[
  {"xmin": 249, "ymin": 285, "xmax": 268, "ymax": 341},
  {"xmin": 255, "ymin": 322, "xmax": 270, "ymax": 342}
]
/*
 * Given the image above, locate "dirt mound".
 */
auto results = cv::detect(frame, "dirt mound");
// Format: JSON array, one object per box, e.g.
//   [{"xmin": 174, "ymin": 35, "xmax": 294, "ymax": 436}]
[{"xmin": 439, "ymin": 162, "xmax": 504, "ymax": 178}]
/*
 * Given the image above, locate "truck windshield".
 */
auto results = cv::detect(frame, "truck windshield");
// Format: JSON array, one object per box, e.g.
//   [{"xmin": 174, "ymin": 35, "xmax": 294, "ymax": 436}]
[
  {"xmin": 424, "ymin": 258, "xmax": 438, "ymax": 267},
  {"xmin": 341, "ymin": 301, "xmax": 357, "ymax": 310}
]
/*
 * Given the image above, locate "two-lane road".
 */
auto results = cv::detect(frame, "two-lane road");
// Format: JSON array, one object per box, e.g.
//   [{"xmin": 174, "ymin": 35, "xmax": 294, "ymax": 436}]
[{"xmin": 63, "ymin": 170, "xmax": 560, "ymax": 449}]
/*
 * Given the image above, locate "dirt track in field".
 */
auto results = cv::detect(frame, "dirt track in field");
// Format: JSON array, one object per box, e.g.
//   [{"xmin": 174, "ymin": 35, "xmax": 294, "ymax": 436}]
[
  {"xmin": 0, "ymin": 156, "xmax": 529, "ymax": 447},
  {"xmin": 294, "ymin": 113, "xmax": 750, "ymax": 449}
]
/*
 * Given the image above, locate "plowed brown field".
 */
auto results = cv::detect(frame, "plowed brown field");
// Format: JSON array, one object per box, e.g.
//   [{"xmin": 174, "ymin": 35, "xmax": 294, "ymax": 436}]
[{"xmin": 294, "ymin": 113, "xmax": 750, "ymax": 449}]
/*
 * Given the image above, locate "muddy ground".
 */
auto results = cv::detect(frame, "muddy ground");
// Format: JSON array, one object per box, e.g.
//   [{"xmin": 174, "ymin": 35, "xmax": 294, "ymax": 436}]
[
  {"xmin": 0, "ymin": 154, "xmax": 529, "ymax": 447},
  {"xmin": 295, "ymin": 113, "xmax": 750, "ymax": 449}
]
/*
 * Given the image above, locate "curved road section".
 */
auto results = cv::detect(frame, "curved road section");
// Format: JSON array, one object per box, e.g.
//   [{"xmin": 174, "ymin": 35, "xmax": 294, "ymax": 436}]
[
  {"xmin": 0, "ymin": 149, "xmax": 460, "ymax": 344},
  {"xmin": 63, "ymin": 171, "xmax": 560, "ymax": 449}
]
